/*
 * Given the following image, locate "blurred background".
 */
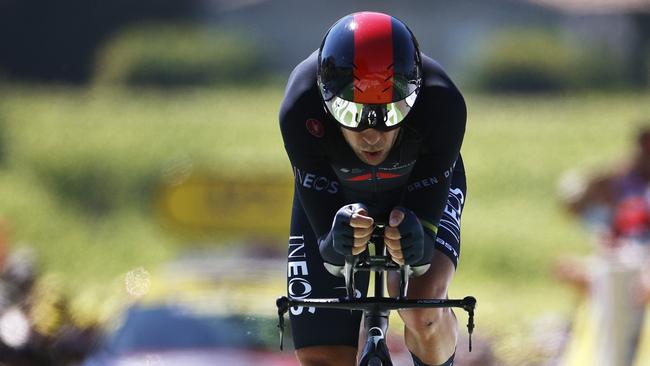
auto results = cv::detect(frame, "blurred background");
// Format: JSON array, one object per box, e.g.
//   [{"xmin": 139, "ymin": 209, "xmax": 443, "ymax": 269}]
[{"xmin": 0, "ymin": 0, "xmax": 649, "ymax": 365}]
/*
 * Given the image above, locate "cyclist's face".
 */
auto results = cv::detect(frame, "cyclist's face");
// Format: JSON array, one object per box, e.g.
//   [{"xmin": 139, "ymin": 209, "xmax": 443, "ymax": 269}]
[{"xmin": 340, "ymin": 127, "xmax": 400, "ymax": 166}]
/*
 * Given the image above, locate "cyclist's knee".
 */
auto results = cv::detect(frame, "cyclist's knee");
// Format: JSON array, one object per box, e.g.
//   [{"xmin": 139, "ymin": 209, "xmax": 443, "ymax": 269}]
[
  {"xmin": 295, "ymin": 345, "xmax": 357, "ymax": 366},
  {"xmin": 400, "ymin": 307, "xmax": 457, "ymax": 336}
]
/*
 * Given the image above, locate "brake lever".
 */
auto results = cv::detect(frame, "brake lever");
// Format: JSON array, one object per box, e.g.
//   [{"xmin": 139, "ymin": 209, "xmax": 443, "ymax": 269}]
[
  {"xmin": 276, "ymin": 296, "xmax": 290, "ymax": 350},
  {"xmin": 463, "ymin": 296, "xmax": 477, "ymax": 352}
]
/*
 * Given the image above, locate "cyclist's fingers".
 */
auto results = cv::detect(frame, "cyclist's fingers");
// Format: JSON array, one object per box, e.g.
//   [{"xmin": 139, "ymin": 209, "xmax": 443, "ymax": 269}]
[
  {"xmin": 388, "ymin": 248, "xmax": 405, "ymax": 265},
  {"xmin": 352, "ymin": 244, "xmax": 367, "ymax": 255},
  {"xmin": 384, "ymin": 237, "xmax": 401, "ymax": 251},
  {"xmin": 353, "ymin": 226, "xmax": 374, "ymax": 238},
  {"xmin": 353, "ymin": 236, "xmax": 370, "ymax": 248},
  {"xmin": 388, "ymin": 208, "xmax": 405, "ymax": 227},
  {"xmin": 387, "ymin": 246, "xmax": 404, "ymax": 259},
  {"xmin": 384, "ymin": 227, "xmax": 402, "ymax": 241},
  {"xmin": 350, "ymin": 209, "xmax": 374, "ymax": 229}
]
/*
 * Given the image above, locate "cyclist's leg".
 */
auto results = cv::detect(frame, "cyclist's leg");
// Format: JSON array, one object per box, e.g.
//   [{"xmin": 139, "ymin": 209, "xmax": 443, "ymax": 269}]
[
  {"xmin": 394, "ymin": 252, "xmax": 457, "ymax": 365},
  {"xmin": 412, "ymin": 351, "xmax": 455, "ymax": 366},
  {"xmin": 388, "ymin": 160, "xmax": 466, "ymax": 366},
  {"xmin": 296, "ymin": 346, "xmax": 358, "ymax": 366},
  {"xmin": 287, "ymin": 193, "xmax": 369, "ymax": 366}
]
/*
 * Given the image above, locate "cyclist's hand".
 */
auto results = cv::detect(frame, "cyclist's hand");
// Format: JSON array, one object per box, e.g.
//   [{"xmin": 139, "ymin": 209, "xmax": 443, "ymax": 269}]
[
  {"xmin": 332, "ymin": 203, "xmax": 374, "ymax": 256},
  {"xmin": 384, "ymin": 207, "xmax": 424, "ymax": 265}
]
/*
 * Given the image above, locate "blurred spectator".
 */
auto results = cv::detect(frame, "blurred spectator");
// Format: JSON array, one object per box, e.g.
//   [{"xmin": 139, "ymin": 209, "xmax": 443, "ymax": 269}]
[
  {"xmin": 555, "ymin": 126, "xmax": 650, "ymax": 366},
  {"xmin": 560, "ymin": 126, "xmax": 650, "ymax": 234},
  {"xmin": 556, "ymin": 126, "xmax": 650, "ymax": 292},
  {"xmin": 0, "ymin": 228, "xmax": 100, "ymax": 365}
]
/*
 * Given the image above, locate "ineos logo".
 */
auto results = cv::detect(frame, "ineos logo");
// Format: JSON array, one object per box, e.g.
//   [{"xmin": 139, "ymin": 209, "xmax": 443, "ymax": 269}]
[
  {"xmin": 288, "ymin": 278, "xmax": 312, "ymax": 299},
  {"xmin": 313, "ymin": 177, "xmax": 329, "ymax": 191},
  {"xmin": 288, "ymin": 235, "xmax": 316, "ymax": 315},
  {"xmin": 294, "ymin": 167, "xmax": 339, "ymax": 194}
]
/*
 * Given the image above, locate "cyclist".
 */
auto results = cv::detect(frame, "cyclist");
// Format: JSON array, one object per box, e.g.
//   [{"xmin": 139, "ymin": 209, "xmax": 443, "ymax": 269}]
[{"xmin": 280, "ymin": 12, "xmax": 466, "ymax": 366}]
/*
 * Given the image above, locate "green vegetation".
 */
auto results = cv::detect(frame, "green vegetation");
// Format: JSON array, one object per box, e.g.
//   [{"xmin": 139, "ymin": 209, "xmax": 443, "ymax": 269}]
[
  {"xmin": 0, "ymin": 84, "xmax": 648, "ymax": 363},
  {"xmin": 472, "ymin": 29, "xmax": 621, "ymax": 92},
  {"xmin": 94, "ymin": 23, "xmax": 265, "ymax": 87},
  {"xmin": 0, "ymin": 84, "xmax": 287, "ymax": 314}
]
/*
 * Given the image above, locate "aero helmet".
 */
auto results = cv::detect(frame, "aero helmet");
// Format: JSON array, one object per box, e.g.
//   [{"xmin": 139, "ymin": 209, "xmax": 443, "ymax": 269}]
[{"xmin": 317, "ymin": 12, "xmax": 422, "ymax": 131}]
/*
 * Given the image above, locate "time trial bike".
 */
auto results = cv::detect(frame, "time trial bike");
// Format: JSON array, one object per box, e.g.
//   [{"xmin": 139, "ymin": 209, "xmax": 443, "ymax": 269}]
[{"xmin": 276, "ymin": 224, "xmax": 476, "ymax": 366}]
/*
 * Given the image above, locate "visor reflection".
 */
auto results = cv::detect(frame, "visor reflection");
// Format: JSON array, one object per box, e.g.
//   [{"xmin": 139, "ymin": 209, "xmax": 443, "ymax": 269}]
[{"xmin": 325, "ymin": 90, "xmax": 418, "ymax": 129}]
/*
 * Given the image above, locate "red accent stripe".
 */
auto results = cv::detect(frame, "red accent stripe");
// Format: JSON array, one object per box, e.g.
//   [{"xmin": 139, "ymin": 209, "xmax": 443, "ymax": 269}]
[
  {"xmin": 353, "ymin": 12, "xmax": 393, "ymax": 104},
  {"xmin": 347, "ymin": 173, "xmax": 372, "ymax": 182},
  {"xmin": 346, "ymin": 172, "xmax": 402, "ymax": 181},
  {"xmin": 376, "ymin": 172, "xmax": 402, "ymax": 179}
]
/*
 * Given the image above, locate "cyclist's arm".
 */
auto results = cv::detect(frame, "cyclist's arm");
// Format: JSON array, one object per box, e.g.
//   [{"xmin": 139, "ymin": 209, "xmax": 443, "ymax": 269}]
[
  {"xmin": 279, "ymin": 61, "xmax": 349, "ymax": 268},
  {"xmin": 280, "ymin": 127, "xmax": 350, "ymax": 268},
  {"xmin": 402, "ymin": 87, "xmax": 466, "ymax": 265}
]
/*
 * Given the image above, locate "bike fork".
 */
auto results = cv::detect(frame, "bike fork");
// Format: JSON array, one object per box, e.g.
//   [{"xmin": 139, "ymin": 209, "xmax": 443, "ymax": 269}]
[{"xmin": 358, "ymin": 310, "xmax": 392, "ymax": 366}]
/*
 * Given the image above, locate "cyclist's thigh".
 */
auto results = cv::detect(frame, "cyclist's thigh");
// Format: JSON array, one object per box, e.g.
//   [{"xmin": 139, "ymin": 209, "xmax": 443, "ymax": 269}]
[
  {"xmin": 296, "ymin": 345, "xmax": 357, "ymax": 366},
  {"xmin": 287, "ymin": 193, "xmax": 369, "ymax": 350},
  {"xmin": 434, "ymin": 156, "xmax": 467, "ymax": 269}
]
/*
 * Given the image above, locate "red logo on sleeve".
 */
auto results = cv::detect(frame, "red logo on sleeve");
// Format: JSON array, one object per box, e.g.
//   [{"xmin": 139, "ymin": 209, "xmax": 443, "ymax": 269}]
[{"xmin": 306, "ymin": 118, "xmax": 325, "ymax": 138}]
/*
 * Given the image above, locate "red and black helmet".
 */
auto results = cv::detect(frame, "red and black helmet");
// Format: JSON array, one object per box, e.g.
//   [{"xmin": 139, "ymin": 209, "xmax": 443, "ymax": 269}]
[{"xmin": 317, "ymin": 12, "xmax": 423, "ymax": 131}]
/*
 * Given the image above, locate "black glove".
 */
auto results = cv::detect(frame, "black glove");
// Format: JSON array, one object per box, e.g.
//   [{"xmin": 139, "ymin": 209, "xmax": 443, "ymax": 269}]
[
  {"xmin": 388, "ymin": 206, "xmax": 426, "ymax": 265},
  {"xmin": 319, "ymin": 203, "xmax": 368, "ymax": 269},
  {"xmin": 333, "ymin": 203, "xmax": 369, "ymax": 256}
]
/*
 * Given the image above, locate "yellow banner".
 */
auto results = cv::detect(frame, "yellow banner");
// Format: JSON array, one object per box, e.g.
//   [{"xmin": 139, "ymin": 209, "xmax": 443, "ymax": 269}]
[{"xmin": 155, "ymin": 174, "xmax": 294, "ymax": 237}]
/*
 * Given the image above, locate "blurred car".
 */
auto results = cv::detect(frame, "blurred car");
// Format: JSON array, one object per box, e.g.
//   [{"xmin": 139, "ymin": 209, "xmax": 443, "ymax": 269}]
[
  {"xmin": 82, "ymin": 302, "xmax": 297, "ymax": 366},
  {"xmin": 83, "ymin": 248, "xmax": 297, "ymax": 366},
  {"xmin": 80, "ymin": 247, "xmax": 422, "ymax": 366}
]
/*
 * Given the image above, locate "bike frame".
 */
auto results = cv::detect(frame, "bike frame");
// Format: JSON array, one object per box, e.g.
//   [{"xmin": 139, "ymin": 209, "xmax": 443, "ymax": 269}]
[{"xmin": 277, "ymin": 230, "xmax": 476, "ymax": 365}]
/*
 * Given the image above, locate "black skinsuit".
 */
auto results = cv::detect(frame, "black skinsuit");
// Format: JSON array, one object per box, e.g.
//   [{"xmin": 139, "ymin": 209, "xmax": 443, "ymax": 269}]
[{"xmin": 280, "ymin": 51, "xmax": 467, "ymax": 349}]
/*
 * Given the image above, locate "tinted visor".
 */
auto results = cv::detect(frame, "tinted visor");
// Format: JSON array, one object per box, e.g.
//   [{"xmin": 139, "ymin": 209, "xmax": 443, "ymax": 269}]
[{"xmin": 324, "ymin": 89, "xmax": 419, "ymax": 131}]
